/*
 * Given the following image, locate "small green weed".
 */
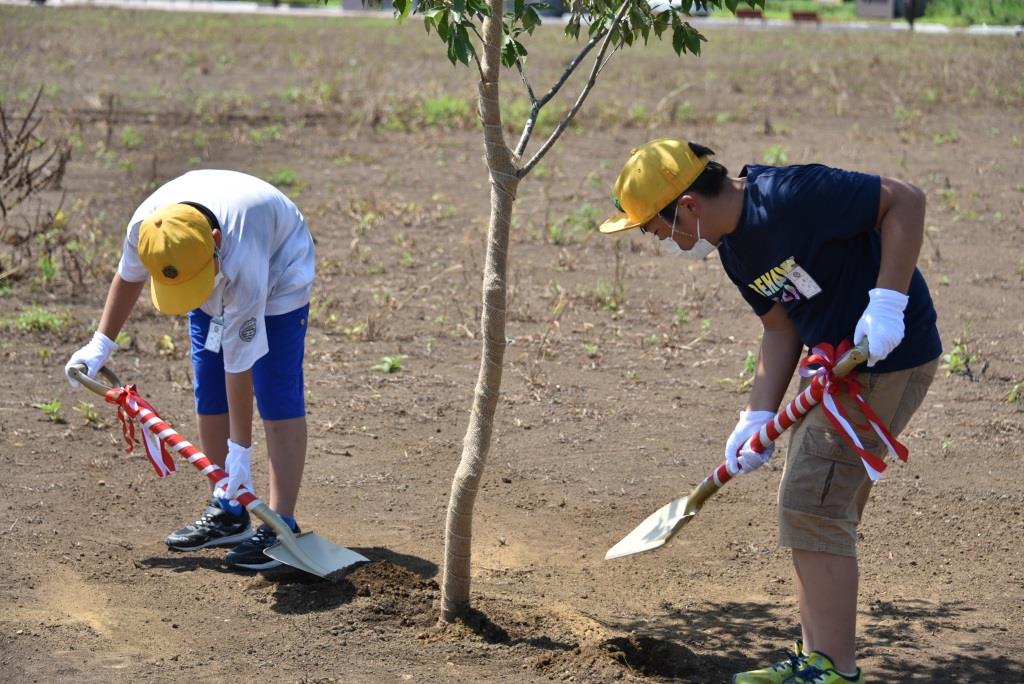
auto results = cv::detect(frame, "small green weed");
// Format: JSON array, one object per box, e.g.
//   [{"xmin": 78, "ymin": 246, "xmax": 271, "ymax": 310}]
[
  {"xmin": 6, "ymin": 306, "xmax": 69, "ymax": 334},
  {"xmin": 157, "ymin": 334, "xmax": 176, "ymax": 356},
  {"xmin": 419, "ymin": 95, "xmax": 471, "ymax": 128},
  {"xmin": 1009, "ymin": 381, "xmax": 1024, "ymax": 409},
  {"xmin": 249, "ymin": 125, "xmax": 282, "ymax": 145},
  {"xmin": 37, "ymin": 254, "xmax": 58, "ymax": 284},
  {"xmin": 32, "ymin": 399, "xmax": 64, "ymax": 423},
  {"xmin": 372, "ymin": 355, "xmax": 407, "ymax": 373},
  {"xmin": 700, "ymin": 318, "xmax": 711, "ymax": 333},
  {"xmin": 582, "ymin": 343, "xmax": 599, "ymax": 359},
  {"xmin": 628, "ymin": 103, "xmax": 649, "ymax": 126},
  {"xmin": 120, "ymin": 126, "xmax": 141, "ymax": 150},
  {"xmin": 266, "ymin": 168, "xmax": 299, "ymax": 189},
  {"xmin": 673, "ymin": 306, "xmax": 690, "ymax": 325},
  {"xmin": 932, "ymin": 129, "xmax": 960, "ymax": 145},
  {"xmin": 762, "ymin": 144, "xmax": 789, "ymax": 165},
  {"xmin": 547, "ymin": 203, "xmax": 601, "ymax": 245},
  {"xmin": 593, "ymin": 280, "xmax": 624, "ymax": 313},
  {"xmin": 941, "ymin": 332, "xmax": 977, "ymax": 378},
  {"xmin": 893, "ymin": 106, "xmax": 921, "ymax": 124},
  {"xmin": 736, "ymin": 349, "xmax": 757, "ymax": 391},
  {"xmin": 74, "ymin": 401, "xmax": 104, "ymax": 428}
]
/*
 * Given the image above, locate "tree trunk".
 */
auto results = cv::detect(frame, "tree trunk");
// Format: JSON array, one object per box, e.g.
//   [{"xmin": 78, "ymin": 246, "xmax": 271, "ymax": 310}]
[{"xmin": 440, "ymin": 1, "xmax": 519, "ymax": 622}]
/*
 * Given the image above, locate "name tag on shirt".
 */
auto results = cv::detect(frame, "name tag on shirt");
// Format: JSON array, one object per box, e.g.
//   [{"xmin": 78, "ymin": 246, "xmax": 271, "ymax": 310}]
[
  {"xmin": 787, "ymin": 266, "xmax": 822, "ymax": 299},
  {"xmin": 204, "ymin": 316, "xmax": 225, "ymax": 353}
]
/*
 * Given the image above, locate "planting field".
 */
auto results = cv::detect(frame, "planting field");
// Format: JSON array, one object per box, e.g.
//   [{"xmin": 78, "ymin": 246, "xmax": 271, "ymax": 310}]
[{"xmin": 1, "ymin": 7, "xmax": 1023, "ymax": 682}]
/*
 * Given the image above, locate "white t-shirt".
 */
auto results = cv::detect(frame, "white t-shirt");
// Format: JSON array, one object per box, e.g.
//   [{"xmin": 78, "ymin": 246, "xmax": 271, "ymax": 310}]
[{"xmin": 118, "ymin": 170, "xmax": 315, "ymax": 373}]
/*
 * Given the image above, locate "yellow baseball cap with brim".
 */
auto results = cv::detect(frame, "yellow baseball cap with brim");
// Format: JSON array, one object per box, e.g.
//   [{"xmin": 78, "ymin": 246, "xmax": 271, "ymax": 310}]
[
  {"xmin": 138, "ymin": 203, "xmax": 216, "ymax": 316},
  {"xmin": 599, "ymin": 139, "xmax": 710, "ymax": 234}
]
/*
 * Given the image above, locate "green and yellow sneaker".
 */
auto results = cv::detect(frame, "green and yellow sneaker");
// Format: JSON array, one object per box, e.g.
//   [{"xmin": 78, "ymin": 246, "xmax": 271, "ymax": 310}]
[
  {"xmin": 785, "ymin": 651, "xmax": 864, "ymax": 684},
  {"xmin": 732, "ymin": 641, "xmax": 806, "ymax": 684}
]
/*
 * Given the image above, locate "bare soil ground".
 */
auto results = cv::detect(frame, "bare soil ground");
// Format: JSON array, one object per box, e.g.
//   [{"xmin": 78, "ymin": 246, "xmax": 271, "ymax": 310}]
[{"xmin": 1, "ymin": 7, "xmax": 1023, "ymax": 683}]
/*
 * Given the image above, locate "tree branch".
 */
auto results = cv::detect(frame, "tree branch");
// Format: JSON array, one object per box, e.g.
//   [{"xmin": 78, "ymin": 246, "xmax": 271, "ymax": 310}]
[
  {"xmin": 518, "ymin": 0, "xmax": 631, "ymax": 177},
  {"xmin": 513, "ymin": 31, "xmax": 603, "ymax": 159}
]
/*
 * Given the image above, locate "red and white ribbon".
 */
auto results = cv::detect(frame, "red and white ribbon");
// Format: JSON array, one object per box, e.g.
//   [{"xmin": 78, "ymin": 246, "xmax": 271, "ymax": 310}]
[
  {"xmin": 799, "ymin": 340, "xmax": 908, "ymax": 481},
  {"xmin": 105, "ymin": 385, "xmax": 177, "ymax": 478}
]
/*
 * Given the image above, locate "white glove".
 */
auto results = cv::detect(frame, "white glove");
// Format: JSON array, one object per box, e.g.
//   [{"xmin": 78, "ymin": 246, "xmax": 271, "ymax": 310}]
[
  {"xmin": 853, "ymin": 288, "xmax": 909, "ymax": 367},
  {"xmin": 725, "ymin": 410, "xmax": 776, "ymax": 476},
  {"xmin": 214, "ymin": 440, "xmax": 254, "ymax": 503},
  {"xmin": 65, "ymin": 331, "xmax": 119, "ymax": 388}
]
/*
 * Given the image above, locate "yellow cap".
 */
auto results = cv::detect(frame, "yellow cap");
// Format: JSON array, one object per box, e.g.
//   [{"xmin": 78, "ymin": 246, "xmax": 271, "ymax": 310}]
[
  {"xmin": 599, "ymin": 139, "xmax": 710, "ymax": 234},
  {"xmin": 138, "ymin": 204, "xmax": 216, "ymax": 315}
]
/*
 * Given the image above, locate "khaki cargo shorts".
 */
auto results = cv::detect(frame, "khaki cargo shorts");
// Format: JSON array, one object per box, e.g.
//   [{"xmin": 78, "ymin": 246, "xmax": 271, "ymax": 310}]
[{"xmin": 778, "ymin": 358, "xmax": 938, "ymax": 557}]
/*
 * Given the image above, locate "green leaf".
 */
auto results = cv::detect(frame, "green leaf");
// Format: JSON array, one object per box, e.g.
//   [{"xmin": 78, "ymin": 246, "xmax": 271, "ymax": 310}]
[
  {"xmin": 394, "ymin": 0, "xmax": 411, "ymax": 21},
  {"xmin": 672, "ymin": 25, "xmax": 685, "ymax": 55},
  {"xmin": 453, "ymin": 0, "xmax": 466, "ymax": 15},
  {"xmin": 522, "ymin": 6, "xmax": 541, "ymax": 33},
  {"xmin": 514, "ymin": 0, "xmax": 524, "ymax": 17},
  {"xmin": 453, "ymin": 25, "xmax": 473, "ymax": 65},
  {"xmin": 437, "ymin": 13, "xmax": 451, "ymax": 41},
  {"xmin": 564, "ymin": 16, "xmax": 581, "ymax": 39},
  {"xmin": 725, "ymin": 0, "xmax": 739, "ymax": 12},
  {"xmin": 502, "ymin": 39, "xmax": 519, "ymax": 68},
  {"xmin": 684, "ymin": 26, "xmax": 700, "ymax": 55}
]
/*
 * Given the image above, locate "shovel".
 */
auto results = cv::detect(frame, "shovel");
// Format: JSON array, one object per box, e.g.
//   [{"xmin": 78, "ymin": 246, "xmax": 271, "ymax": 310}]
[
  {"xmin": 68, "ymin": 363, "xmax": 368, "ymax": 579},
  {"xmin": 605, "ymin": 338, "xmax": 870, "ymax": 561}
]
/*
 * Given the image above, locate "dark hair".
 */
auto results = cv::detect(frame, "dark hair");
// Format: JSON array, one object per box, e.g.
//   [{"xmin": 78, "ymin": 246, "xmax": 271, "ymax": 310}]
[{"xmin": 657, "ymin": 142, "xmax": 729, "ymax": 220}]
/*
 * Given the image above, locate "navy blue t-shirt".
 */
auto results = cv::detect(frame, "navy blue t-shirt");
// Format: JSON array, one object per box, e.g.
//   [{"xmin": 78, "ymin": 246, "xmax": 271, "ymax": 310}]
[{"xmin": 718, "ymin": 164, "xmax": 941, "ymax": 373}]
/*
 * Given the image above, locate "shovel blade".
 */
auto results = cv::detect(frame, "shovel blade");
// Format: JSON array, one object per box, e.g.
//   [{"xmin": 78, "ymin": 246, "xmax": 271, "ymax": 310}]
[
  {"xmin": 604, "ymin": 496, "xmax": 697, "ymax": 560},
  {"xmin": 265, "ymin": 531, "xmax": 369, "ymax": 579}
]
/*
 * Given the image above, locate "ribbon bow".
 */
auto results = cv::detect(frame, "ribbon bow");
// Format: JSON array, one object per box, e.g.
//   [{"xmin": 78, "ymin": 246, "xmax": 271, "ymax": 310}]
[
  {"xmin": 104, "ymin": 385, "xmax": 177, "ymax": 478},
  {"xmin": 799, "ymin": 340, "xmax": 908, "ymax": 481}
]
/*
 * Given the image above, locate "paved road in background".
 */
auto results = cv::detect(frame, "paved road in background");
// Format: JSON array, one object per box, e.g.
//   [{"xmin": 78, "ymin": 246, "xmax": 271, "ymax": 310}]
[{"xmin": 4, "ymin": 0, "xmax": 1022, "ymax": 36}]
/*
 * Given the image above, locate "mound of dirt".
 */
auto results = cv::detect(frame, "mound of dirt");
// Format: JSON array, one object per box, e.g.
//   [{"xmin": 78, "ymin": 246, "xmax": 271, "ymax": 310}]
[
  {"xmin": 240, "ymin": 560, "xmax": 437, "ymax": 619},
  {"xmin": 531, "ymin": 633, "xmax": 703, "ymax": 682}
]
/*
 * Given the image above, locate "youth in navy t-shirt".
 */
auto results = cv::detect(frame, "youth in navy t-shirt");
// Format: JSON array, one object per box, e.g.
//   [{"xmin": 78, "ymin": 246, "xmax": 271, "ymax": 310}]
[{"xmin": 718, "ymin": 164, "xmax": 941, "ymax": 373}]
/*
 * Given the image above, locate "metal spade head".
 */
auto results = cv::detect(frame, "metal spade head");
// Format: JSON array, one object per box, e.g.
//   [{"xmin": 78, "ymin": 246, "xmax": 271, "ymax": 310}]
[
  {"xmin": 250, "ymin": 504, "xmax": 368, "ymax": 579},
  {"xmin": 265, "ymin": 530, "xmax": 369, "ymax": 579},
  {"xmin": 604, "ymin": 494, "xmax": 700, "ymax": 560}
]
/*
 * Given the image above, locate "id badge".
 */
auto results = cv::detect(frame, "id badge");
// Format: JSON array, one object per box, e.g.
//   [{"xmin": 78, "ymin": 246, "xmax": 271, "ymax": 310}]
[
  {"xmin": 204, "ymin": 317, "xmax": 225, "ymax": 353},
  {"xmin": 787, "ymin": 265, "xmax": 822, "ymax": 299}
]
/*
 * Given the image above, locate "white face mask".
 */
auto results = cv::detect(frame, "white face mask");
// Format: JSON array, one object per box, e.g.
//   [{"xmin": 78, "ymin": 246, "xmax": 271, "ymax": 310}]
[{"xmin": 659, "ymin": 204, "xmax": 718, "ymax": 260}]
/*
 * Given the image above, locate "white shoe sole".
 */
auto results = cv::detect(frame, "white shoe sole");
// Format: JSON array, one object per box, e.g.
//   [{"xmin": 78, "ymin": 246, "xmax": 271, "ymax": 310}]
[
  {"xmin": 165, "ymin": 526, "xmax": 253, "ymax": 551},
  {"xmin": 226, "ymin": 556, "xmax": 283, "ymax": 571}
]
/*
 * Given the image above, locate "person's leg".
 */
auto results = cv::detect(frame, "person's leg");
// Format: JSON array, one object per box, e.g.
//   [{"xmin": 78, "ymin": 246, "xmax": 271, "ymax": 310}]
[
  {"xmin": 253, "ymin": 304, "xmax": 309, "ymax": 519},
  {"xmin": 793, "ymin": 549, "xmax": 859, "ymax": 672},
  {"xmin": 225, "ymin": 306, "xmax": 308, "ymax": 570},
  {"xmin": 263, "ymin": 416, "xmax": 307, "ymax": 517},
  {"xmin": 778, "ymin": 359, "xmax": 937, "ymax": 676},
  {"xmin": 190, "ymin": 308, "xmax": 231, "ymax": 483},
  {"xmin": 165, "ymin": 310, "xmax": 250, "ymax": 551}
]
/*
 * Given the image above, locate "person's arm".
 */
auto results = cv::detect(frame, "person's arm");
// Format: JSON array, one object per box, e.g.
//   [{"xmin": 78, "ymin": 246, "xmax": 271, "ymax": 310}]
[
  {"xmin": 747, "ymin": 303, "xmax": 804, "ymax": 412},
  {"xmin": 225, "ymin": 369, "xmax": 254, "ymax": 448},
  {"xmin": 97, "ymin": 273, "xmax": 145, "ymax": 339},
  {"xmin": 875, "ymin": 176, "xmax": 926, "ymax": 294}
]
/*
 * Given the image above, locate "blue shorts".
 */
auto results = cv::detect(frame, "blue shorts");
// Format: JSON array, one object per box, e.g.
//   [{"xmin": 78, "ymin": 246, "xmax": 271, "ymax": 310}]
[{"xmin": 189, "ymin": 304, "xmax": 309, "ymax": 421}]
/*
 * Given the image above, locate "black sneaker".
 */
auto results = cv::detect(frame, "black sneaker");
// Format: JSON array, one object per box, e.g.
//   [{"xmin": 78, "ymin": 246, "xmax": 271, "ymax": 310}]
[
  {"xmin": 165, "ymin": 498, "xmax": 252, "ymax": 551},
  {"xmin": 224, "ymin": 522, "xmax": 300, "ymax": 570}
]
